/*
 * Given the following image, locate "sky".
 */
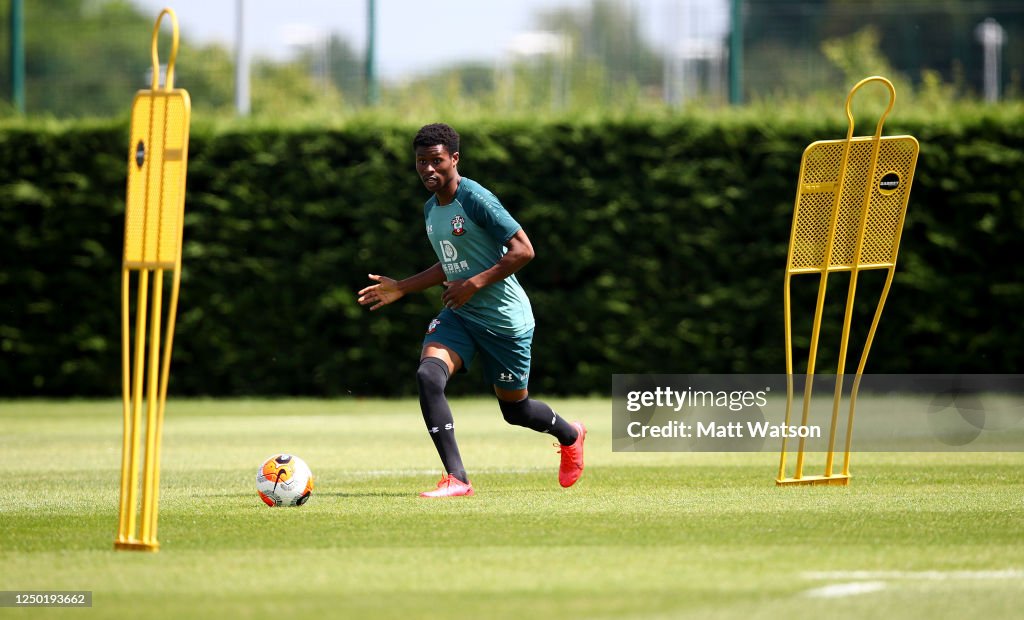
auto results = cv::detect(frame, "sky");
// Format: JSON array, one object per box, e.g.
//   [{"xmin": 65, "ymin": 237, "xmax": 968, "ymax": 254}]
[{"xmin": 130, "ymin": 0, "xmax": 729, "ymax": 81}]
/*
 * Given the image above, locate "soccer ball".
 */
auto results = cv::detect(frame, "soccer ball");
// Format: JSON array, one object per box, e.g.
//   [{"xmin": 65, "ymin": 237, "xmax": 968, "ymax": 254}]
[{"xmin": 256, "ymin": 454, "xmax": 314, "ymax": 507}]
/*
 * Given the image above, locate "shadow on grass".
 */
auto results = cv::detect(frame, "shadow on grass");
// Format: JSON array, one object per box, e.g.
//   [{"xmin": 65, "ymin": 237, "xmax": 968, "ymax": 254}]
[
  {"xmin": 319, "ymin": 491, "xmax": 411, "ymax": 498},
  {"xmin": 201, "ymin": 491, "xmax": 411, "ymax": 499}
]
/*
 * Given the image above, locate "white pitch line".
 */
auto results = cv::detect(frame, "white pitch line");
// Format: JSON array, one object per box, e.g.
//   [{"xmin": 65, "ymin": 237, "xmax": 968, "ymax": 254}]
[
  {"xmin": 802, "ymin": 570, "xmax": 1024, "ymax": 581},
  {"xmin": 804, "ymin": 581, "xmax": 887, "ymax": 598}
]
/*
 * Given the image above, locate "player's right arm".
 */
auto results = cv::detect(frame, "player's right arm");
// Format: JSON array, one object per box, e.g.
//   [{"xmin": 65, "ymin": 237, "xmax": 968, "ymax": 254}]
[{"xmin": 357, "ymin": 262, "xmax": 446, "ymax": 311}]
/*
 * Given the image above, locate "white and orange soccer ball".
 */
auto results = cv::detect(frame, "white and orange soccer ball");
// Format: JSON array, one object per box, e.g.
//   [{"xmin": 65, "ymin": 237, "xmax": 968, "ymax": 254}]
[{"xmin": 256, "ymin": 454, "xmax": 314, "ymax": 507}]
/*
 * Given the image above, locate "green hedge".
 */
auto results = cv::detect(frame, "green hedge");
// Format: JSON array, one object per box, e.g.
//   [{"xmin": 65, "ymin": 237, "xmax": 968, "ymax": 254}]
[{"xmin": 1, "ymin": 114, "xmax": 1021, "ymax": 397}]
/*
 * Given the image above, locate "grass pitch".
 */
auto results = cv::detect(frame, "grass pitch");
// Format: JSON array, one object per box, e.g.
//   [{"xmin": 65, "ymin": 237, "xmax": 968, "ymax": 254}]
[{"xmin": 1, "ymin": 398, "xmax": 1022, "ymax": 619}]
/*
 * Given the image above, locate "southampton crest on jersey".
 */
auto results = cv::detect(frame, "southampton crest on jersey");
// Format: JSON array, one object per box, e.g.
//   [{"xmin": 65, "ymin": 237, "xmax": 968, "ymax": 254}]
[{"xmin": 451, "ymin": 215, "xmax": 466, "ymax": 236}]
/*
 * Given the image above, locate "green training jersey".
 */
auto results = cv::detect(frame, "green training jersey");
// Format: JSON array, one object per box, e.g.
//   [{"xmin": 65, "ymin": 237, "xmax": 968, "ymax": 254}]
[{"xmin": 424, "ymin": 177, "xmax": 535, "ymax": 336}]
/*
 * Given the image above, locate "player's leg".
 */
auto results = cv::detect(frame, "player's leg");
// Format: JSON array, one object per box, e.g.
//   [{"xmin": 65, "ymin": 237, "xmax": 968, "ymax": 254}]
[
  {"xmin": 418, "ymin": 344, "xmax": 465, "ymax": 483},
  {"xmin": 418, "ymin": 311, "xmax": 475, "ymax": 497},
  {"xmin": 482, "ymin": 327, "xmax": 587, "ymax": 487},
  {"xmin": 494, "ymin": 385, "xmax": 586, "ymax": 487},
  {"xmin": 493, "ymin": 385, "xmax": 578, "ymax": 445}
]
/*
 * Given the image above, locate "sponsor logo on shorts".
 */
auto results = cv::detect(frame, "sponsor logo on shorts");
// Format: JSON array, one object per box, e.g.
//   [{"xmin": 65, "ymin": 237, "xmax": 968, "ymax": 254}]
[
  {"xmin": 427, "ymin": 318, "xmax": 440, "ymax": 334},
  {"xmin": 498, "ymin": 372, "xmax": 516, "ymax": 383}
]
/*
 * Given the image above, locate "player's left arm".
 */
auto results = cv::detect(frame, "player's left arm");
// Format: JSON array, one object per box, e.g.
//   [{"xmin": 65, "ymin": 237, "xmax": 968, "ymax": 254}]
[{"xmin": 441, "ymin": 229, "xmax": 534, "ymax": 309}]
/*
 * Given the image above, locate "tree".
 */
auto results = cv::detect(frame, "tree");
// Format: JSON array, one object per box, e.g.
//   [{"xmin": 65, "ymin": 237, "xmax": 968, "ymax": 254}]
[
  {"xmin": 742, "ymin": 0, "xmax": 1023, "ymax": 99},
  {"xmin": 0, "ymin": 0, "xmax": 353, "ymax": 118},
  {"xmin": 325, "ymin": 34, "xmax": 365, "ymax": 106},
  {"xmin": 0, "ymin": 0, "xmax": 153, "ymax": 117},
  {"xmin": 536, "ymin": 0, "xmax": 662, "ymax": 88},
  {"xmin": 531, "ymin": 0, "xmax": 664, "ymax": 106}
]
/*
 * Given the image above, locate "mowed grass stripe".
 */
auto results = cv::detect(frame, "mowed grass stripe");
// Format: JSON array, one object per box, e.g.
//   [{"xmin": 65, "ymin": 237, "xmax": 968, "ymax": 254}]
[{"xmin": 0, "ymin": 399, "xmax": 1022, "ymax": 619}]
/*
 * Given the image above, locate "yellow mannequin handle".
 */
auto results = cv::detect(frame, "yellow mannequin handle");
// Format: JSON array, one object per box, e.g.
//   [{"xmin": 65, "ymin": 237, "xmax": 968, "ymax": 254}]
[
  {"xmin": 150, "ymin": 8, "xmax": 179, "ymax": 91},
  {"xmin": 844, "ymin": 76, "xmax": 896, "ymax": 141}
]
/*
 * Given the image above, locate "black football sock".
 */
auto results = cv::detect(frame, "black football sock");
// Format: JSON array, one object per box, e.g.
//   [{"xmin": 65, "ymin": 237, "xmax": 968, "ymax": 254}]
[
  {"xmin": 416, "ymin": 358, "xmax": 468, "ymax": 484},
  {"xmin": 498, "ymin": 397, "xmax": 579, "ymax": 445}
]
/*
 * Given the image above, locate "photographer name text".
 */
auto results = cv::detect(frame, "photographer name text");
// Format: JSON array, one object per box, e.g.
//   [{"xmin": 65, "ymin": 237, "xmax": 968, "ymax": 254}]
[{"xmin": 625, "ymin": 420, "xmax": 821, "ymax": 439}]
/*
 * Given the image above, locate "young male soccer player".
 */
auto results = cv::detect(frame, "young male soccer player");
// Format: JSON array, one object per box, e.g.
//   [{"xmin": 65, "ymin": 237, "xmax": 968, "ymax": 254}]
[{"xmin": 357, "ymin": 123, "xmax": 586, "ymax": 498}]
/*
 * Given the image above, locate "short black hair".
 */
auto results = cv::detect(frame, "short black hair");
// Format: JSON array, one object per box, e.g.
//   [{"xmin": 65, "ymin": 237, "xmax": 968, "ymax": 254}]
[{"xmin": 413, "ymin": 123, "xmax": 460, "ymax": 155}]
